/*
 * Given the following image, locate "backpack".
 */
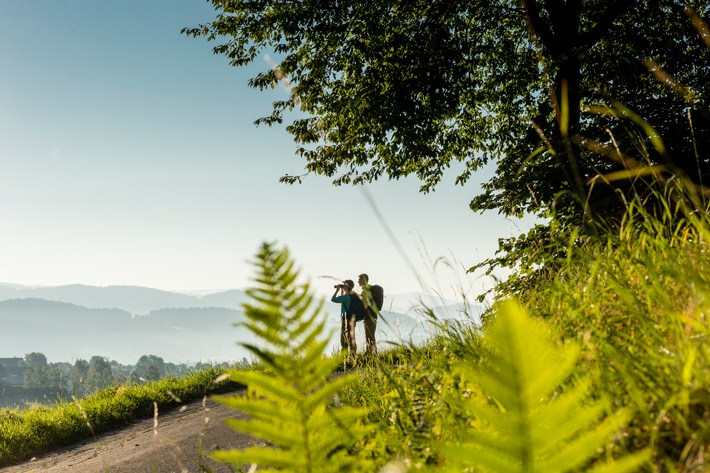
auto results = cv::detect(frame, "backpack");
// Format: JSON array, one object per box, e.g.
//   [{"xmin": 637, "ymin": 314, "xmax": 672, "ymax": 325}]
[
  {"xmin": 347, "ymin": 294, "xmax": 366, "ymax": 322},
  {"xmin": 370, "ymin": 284, "xmax": 384, "ymax": 311}
]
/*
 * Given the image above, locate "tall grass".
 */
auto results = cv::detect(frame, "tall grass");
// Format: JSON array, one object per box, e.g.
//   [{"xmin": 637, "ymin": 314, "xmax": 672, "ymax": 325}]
[
  {"xmin": 2, "ymin": 187, "xmax": 709, "ymax": 472},
  {"xmin": 507, "ymin": 185, "xmax": 710, "ymax": 472},
  {"xmin": 210, "ymin": 241, "xmax": 655, "ymax": 472},
  {"xmin": 337, "ymin": 186, "xmax": 707, "ymax": 472}
]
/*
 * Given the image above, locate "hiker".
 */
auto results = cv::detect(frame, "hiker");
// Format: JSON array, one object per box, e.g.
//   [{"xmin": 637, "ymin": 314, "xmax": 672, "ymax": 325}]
[
  {"xmin": 358, "ymin": 273, "xmax": 384, "ymax": 355},
  {"xmin": 331, "ymin": 279, "xmax": 357, "ymax": 355}
]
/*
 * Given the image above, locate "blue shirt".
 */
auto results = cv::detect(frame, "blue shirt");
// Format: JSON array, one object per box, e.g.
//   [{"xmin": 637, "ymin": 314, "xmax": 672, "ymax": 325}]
[{"xmin": 331, "ymin": 294, "xmax": 351, "ymax": 318}]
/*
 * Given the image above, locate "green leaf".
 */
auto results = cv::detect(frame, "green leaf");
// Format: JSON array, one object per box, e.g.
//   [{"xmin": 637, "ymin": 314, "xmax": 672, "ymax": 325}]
[
  {"xmin": 441, "ymin": 299, "xmax": 650, "ymax": 472},
  {"xmin": 210, "ymin": 242, "xmax": 373, "ymax": 473}
]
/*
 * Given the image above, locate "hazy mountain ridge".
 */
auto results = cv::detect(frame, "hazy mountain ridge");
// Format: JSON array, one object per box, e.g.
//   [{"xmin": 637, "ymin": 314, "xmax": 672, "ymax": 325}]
[
  {"xmin": 0, "ymin": 283, "xmax": 482, "ymax": 364},
  {"xmin": 0, "ymin": 298, "xmax": 248, "ymax": 364},
  {"xmin": 0, "ymin": 284, "xmax": 207, "ymax": 315},
  {"xmin": 198, "ymin": 290, "xmax": 251, "ymax": 309},
  {"xmin": 0, "ymin": 284, "xmax": 252, "ymax": 315},
  {"xmin": 0, "ymin": 284, "xmax": 482, "ymax": 316}
]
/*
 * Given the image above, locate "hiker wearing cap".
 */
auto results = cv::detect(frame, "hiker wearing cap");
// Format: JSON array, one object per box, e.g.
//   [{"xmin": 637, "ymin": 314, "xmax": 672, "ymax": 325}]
[{"xmin": 331, "ymin": 279, "xmax": 357, "ymax": 355}]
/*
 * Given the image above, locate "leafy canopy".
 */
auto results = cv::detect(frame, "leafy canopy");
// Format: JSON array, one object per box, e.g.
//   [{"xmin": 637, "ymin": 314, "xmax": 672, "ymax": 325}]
[{"xmin": 184, "ymin": 1, "xmax": 710, "ymax": 225}]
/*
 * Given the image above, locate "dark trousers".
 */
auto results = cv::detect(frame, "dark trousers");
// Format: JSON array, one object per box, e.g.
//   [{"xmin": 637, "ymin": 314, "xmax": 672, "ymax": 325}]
[
  {"xmin": 340, "ymin": 315, "xmax": 357, "ymax": 354},
  {"xmin": 364, "ymin": 309, "xmax": 377, "ymax": 355}
]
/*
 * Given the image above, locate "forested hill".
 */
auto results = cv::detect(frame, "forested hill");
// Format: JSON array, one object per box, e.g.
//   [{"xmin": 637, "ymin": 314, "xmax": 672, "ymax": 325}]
[
  {"xmin": 0, "ymin": 284, "xmax": 481, "ymax": 365},
  {"xmin": 0, "ymin": 298, "xmax": 248, "ymax": 364}
]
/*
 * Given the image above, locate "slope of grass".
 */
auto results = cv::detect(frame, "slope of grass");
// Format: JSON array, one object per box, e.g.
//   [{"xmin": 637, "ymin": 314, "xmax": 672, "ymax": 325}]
[
  {"xmin": 2, "ymin": 194, "xmax": 709, "ymax": 472},
  {"xmin": 0, "ymin": 365, "xmax": 245, "ymax": 467},
  {"xmin": 510, "ymin": 196, "xmax": 710, "ymax": 471}
]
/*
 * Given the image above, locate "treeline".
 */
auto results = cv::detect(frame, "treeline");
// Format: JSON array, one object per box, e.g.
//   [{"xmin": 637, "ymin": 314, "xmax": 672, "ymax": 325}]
[{"xmin": 1, "ymin": 352, "xmax": 249, "ymax": 409}]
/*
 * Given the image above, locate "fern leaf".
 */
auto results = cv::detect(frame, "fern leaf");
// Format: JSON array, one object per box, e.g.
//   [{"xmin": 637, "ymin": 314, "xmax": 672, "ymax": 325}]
[
  {"xmin": 211, "ymin": 242, "xmax": 373, "ymax": 473},
  {"xmin": 302, "ymin": 373, "xmax": 361, "ymax": 413},
  {"xmin": 214, "ymin": 396, "xmax": 301, "ymax": 425},
  {"xmin": 443, "ymin": 437, "xmax": 518, "ymax": 472},
  {"xmin": 225, "ymin": 418, "xmax": 304, "ymax": 448},
  {"xmin": 538, "ymin": 417, "xmax": 630, "ymax": 471},
  {"xmin": 585, "ymin": 450, "xmax": 652, "ymax": 473},
  {"xmin": 531, "ymin": 379, "xmax": 599, "ymax": 447},
  {"xmin": 224, "ymin": 370, "xmax": 300, "ymax": 405},
  {"xmin": 213, "ymin": 447, "xmax": 304, "ymax": 470},
  {"xmin": 441, "ymin": 299, "xmax": 650, "ymax": 472}
]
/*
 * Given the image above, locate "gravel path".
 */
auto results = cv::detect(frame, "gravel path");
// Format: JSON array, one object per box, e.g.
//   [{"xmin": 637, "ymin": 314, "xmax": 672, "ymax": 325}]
[{"xmin": 0, "ymin": 392, "xmax": 254, "ymax": 473}]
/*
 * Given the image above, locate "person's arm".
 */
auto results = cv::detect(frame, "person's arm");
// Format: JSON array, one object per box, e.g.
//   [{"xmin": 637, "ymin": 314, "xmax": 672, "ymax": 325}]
[{"xmin": 331, "ymin": 284, "xmax": 345, "ymax": 302}]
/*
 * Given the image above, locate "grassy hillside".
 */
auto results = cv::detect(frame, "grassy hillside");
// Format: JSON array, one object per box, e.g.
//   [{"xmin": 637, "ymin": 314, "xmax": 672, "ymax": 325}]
[{"xmin": 1, "ymin": 193, "xmax": 708, "ymax": 472}]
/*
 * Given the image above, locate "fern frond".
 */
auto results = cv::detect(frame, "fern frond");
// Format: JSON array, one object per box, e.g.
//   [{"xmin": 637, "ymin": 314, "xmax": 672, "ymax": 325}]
[
  {"xmin": 441, "ymin": 299, "xmax": 650, "ymax": 473},
  {"xmin": 537, "ymin": 411, "xmax": 632, "ymax": 471},
  {"xmin": 212, "ymin": 242, "xmax": 373, "ymax": 473},
  {"xmin": 214, "ymin": 396, "xmax": 301, "ymax": 425},
  {"xmin": 221, "ymin": 370, "xmax": 301, "ymax": 404},
  {"xmin": 213, "ymin": 447, "xmax": 303, "ymax": 470},
  {"xmin": 240, "ymin": 322, "xmax": 290, "ymax": 350},
  {"xmin": 299, "ymin": 338, "xmax": 337, "ymax": 373},
  {"xmin": 586, "ymin": 450, "xmax": 653, "ymax": 473},
  {"xmin": 225, "ymin": 418, "xmax": 303, "ymax": 448},
  {"xmin": 443, "ymin": 436, "xmax": 517, "ymax": 471},
  {"xmin": 302, "ymin": 374, "xmax": 360, "ymax": 413}
]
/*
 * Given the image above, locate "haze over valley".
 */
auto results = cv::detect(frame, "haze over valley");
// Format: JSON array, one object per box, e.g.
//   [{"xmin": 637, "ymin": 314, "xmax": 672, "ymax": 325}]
[{"xmin": 0, "ymin": 283, "xmax": 480, "ymax": 365}]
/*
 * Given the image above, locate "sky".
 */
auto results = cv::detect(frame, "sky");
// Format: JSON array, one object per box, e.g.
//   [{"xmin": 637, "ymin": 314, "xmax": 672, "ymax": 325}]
[{"xmin": 0, "ymin": 1, "xmax": 538, "ymax": 302}]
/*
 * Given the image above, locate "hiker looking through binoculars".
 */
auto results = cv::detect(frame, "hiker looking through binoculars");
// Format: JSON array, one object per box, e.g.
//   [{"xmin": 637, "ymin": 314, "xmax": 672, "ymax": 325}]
[{"xmin": 331, "ymin": 280, "xmax": 357, "ymax": 355}]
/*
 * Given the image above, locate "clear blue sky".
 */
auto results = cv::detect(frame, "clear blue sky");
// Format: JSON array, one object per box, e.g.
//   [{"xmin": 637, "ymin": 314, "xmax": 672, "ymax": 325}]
[{"xmin": 0, "ymin": 0, "xmax": 537, "ymax": 300}]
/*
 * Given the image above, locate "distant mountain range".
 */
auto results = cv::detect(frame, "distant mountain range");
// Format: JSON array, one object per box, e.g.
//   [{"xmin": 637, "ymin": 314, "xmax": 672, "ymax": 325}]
[
  {"xmin": 0, "ymin": 283, "xmax": 482, "ymax": 365},
  {"xmin": 0, "ymin": 283, "xmax": 249, "ymax": 315}
]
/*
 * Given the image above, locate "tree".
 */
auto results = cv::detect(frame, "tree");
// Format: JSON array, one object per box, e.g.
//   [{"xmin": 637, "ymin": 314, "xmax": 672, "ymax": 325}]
[
  {"xmin": 22, "ymin": 352, "xmax": 64, "ymax": 394},
  {"xmin": 71, "ymin": 359, "xmax": 90, "ymax": 397},
  {"xmin": 133, "ymin": 355, "xmax": 166, "ymax": 382},
  {"xmin": 85, "ymin": 356, "xmax": 113, "ymax": 393},
  {"xmin": 22, "ymin": 352, "xmax": 48, "ymax": 389},
  {"xmin": 22, "ymin": 352, "xmax": 47, "ymax": 369},
  {"xmin": 45, "ymin": 362, "xmax": 66, "ymax": 392},
  {"xmin": 183, "ymin": 1, "xmax": 710, "ymax": 227}
]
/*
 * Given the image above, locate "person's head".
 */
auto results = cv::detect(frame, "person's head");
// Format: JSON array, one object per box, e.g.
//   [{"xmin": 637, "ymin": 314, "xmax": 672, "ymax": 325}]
[
  {"xmin": 357, "ymin": 273, "xmax": 369, "ymax": 287},
  {"xmin": 343, "ymin": 279, "xmax": 355, "ymax": 291}
]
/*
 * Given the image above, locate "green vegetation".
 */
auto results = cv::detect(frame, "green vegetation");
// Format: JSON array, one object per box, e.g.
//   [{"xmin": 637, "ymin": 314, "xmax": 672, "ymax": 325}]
[
  {"xmin": 212, "ymin": 242, "xmax": 374, "ymax": 472},
  {"xmin": 1, "ymin": 201, "xmax": 708, "ymax": 471},
  {"xmin": 210, "ymin": 231, "xmax": 705, "ymax": 472},
  {"xmin": 183, "ymin": 1, "xmax": 710, "ymax": 228},
  {"xmin": 511, "ymin": 190, "xmax": 710, "ymax": 470},
  {"xmin": 2, "ymin": 4, "xmax": 708, "ymax": 471},
  {"xmin": 1, "ymin": 350, "xmax": 240, "ymax": 410},
  {"xmin": 0, "ymin": 365, "xmax": 244, "ymax": 467},
  {"xmin": 212, "ymin": 243, "xmax": 652, "ymax": 472}
]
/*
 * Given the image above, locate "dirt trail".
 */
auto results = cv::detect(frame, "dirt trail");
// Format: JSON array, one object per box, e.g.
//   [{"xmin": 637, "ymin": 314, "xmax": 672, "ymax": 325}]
[{"xmin": 0, "ymin": 392, "xmax": 254, "ymax": 473}]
